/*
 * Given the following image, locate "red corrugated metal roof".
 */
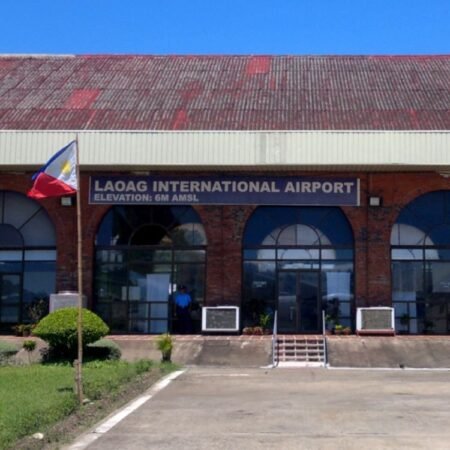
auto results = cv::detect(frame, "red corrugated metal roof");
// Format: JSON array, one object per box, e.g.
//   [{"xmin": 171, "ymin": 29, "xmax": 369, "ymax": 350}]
[{"xmin": 0, "ymin": 55, "xmax": 448, "ymax": 130}]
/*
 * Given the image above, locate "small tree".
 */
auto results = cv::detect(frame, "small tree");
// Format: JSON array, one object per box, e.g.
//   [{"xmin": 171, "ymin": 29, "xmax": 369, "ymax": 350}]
[{"xmin": 27, "ymin": 297, "xmax": 49, "ymax": 324}]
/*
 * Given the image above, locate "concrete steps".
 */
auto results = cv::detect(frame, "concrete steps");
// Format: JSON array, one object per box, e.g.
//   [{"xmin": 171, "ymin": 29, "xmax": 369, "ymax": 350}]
[{"xmin": 275, "ymin": 335, "xmax": 326, "ymax": 367}]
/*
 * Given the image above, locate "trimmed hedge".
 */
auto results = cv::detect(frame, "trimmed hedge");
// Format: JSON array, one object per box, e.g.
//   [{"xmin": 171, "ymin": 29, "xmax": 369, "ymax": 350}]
[
  {"xmin": 33, "ymin": 307, "xmax": 109, "ymax": 358},
  {"xmin": 0, "ymin": 341, "xmax": 19, "ymax": 364},
  {"xmin": 86, "ymin": 339, "xmax": 122, "ymax": 360}
]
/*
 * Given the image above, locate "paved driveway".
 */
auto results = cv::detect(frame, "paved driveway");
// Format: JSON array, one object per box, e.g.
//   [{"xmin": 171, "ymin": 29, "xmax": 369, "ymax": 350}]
[{"xmin": 71, "ymin": 367, "xmax": 450, "ymax": 450}]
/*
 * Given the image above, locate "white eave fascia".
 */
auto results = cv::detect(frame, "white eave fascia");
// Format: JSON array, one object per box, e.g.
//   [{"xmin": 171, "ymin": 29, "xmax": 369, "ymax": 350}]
[{"xmin": 0, "ymin": 129, "xmax": 449, "ymax": 172}]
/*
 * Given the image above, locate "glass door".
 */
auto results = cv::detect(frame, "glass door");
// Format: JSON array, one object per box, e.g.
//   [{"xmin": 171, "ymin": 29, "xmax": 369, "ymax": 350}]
[
  {"xmin": 278, "ymin": 271, "xmax": 298, "ymax": 333},
  {"xmin": 298, "ymin": 271, "xmax": 320, "ymax": 333},
  {"xmin": 277, "ymin": 270, "xmax": 321, "ymax": 333}
]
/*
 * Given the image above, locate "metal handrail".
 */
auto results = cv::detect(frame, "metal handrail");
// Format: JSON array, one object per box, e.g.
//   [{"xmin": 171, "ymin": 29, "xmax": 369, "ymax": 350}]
[
  {"xmin": 322, "ymin": 309, "xmax": 328, "ymax": 367},
  {"xmin": 322, "ymin": 309, "xmax": 326, "ymax": 337},
  {"xmin": 272, "ymin": 309, "xmax": 278, "ymax": 367}
]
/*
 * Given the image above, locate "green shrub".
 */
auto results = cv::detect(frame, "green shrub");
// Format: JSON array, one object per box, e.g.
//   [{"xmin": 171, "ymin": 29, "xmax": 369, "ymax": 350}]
[
  {"xmin": 22, "ymin": 340, "xmax": 37, "ymax": 352},
  {"xmin": 259, "ymin": 313, "xmax": 271, "ymax": 330},
  {"xmin": 155, "ymin": 333, "xmax": 173, "ymax": 362},
  {"xmin": 86, "ymin": 339, "xmax": 122, "ymax": 360},
  {"xmin": 22, "ymin": 340, "xmax": 37, "ymax": 364},
  {"xmin": 0, "ymin": 341, "xmax": 19, "ymax": 364},
  {"xmin": 33, "ymin": 307, "xmax": 109, "ymax": 358}
]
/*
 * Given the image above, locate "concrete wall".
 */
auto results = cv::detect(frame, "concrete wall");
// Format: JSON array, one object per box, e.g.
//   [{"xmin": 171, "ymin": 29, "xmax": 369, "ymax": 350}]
[
  {"xmin": 327, "ymin": 336, "xmax": 450, "ymax": 368},
  {"xmin": 109, "ymin": 336, "xmax": 272, "ymax": 367},
  {"xmin": 102, "ymin": 336, "xmax": 450, "ymax": 368},
  {"xmin": 3, "ymin": 335, "xmax": 450, "ymax": 368}
]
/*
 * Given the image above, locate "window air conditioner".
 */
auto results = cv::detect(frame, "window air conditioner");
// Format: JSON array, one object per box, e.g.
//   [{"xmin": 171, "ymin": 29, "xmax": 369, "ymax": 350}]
[
  {"xmin": 201, "ymin": 306, "xmax": 240, "ymax": 332},
  {"xmin": 356, "ymin": 307, "xmax": 395, "ymax": 336}
]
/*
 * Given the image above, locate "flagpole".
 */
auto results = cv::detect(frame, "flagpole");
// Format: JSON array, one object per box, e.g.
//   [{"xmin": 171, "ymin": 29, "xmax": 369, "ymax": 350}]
[{"xmin": 75, "ymin": 135, "xmax": 84, "ymax": 404}]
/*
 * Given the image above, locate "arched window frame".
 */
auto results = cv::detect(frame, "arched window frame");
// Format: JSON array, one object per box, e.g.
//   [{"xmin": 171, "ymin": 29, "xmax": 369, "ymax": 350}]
[
  {"xmin": 94, "ymin": 205, "xmax": 207, "ymax": 334},
  {"xmin": 0, "ymin": 191, "xmax": 56, "ymax": 328},
  {"xmin": 242, "ymin": 206, "xmax": 354, "ymax": 331},
  {"xmin": 391, "ymin": 191, "xmax": 450, "ymax": 335}
]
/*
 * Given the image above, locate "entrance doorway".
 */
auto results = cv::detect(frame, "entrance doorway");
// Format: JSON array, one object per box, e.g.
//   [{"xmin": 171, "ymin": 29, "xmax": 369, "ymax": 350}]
[
  {"xmin": 242, "ymin": 206, "xmax": 355, "ymax": 332},
  {"xmin": 277, "ymin": 270, "xmax": 321, "ymax": 333}
]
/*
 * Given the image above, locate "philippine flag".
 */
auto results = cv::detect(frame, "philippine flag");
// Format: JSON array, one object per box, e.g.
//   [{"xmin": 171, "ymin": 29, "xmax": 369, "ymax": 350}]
[{"xmin": 28, "ymin": 141, "xmax": 78, "ymax": 199}]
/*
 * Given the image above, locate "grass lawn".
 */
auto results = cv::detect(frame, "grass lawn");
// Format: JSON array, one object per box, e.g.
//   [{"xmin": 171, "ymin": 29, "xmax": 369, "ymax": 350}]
[{"xmin": 0, "ymin": 360, "xmax": 175, "ymax": 450}]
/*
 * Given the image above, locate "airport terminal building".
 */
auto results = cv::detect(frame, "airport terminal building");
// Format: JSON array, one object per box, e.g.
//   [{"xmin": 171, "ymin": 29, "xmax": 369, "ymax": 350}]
[{"xmin": 0, "ymin": 55, "xmax": 449, "ymax": 335}]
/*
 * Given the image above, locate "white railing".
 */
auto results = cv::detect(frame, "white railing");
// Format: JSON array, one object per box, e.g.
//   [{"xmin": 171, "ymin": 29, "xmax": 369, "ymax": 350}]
[
  {"xmin": 322, "ymin": 309, "xmax": 328, "ymax": 367},
  {"xmin": 272, "ymin": 310, "xmax": 278, "ymax": 367}
]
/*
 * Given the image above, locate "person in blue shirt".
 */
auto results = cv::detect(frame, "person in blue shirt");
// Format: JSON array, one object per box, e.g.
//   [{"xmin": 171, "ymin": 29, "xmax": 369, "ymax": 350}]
[{"xmin": 175, "ymin": 285, "xmax": 192, "ymax": 334}]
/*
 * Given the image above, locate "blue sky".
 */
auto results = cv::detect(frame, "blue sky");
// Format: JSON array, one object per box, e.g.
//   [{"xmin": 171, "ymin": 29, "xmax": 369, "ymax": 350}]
[{"xmin": 1, "ymin": 0, "xmax": 449, "ymax": 54}]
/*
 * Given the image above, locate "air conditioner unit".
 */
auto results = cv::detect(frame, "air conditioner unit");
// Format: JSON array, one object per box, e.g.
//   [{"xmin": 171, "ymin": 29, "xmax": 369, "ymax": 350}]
[
  {"xmin": 201, "ymin": 306, "xmax": 240, "ymax": 332},
  {"xmin": 356, "ymin": 307, "xmax": 395, "ymax": 336},
  {"xmin": 49, "ymin": 291, "xmax": 87, "ymax": 312}
]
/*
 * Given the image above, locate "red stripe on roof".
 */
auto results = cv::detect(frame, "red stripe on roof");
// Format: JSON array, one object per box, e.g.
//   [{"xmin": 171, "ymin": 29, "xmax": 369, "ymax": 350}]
[
  {"xmin": 171, "ymin": 109, "xmax": 189, "ymax": 130},
  {"xmin": 64, "ymin": 89, "xmax": 100, "ymax": 109},
  {"xmin": 245, "ymin": 56, "xmax": 272, "ymax": 75}
]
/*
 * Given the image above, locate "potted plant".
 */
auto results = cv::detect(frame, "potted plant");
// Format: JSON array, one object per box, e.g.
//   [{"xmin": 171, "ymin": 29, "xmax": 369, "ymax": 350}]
[
  {"xmin": 325, "ymin": 314, "xmax": 336, "ymax": 334},
  {"xmin": 334, "ymin": 324, "xmax": 351, "ymax": 335},
  {"xmin": 242, "ymin": 326, "xmax": 264, "ymax": 335},
  {"xmin": 259, "ymin": 313, "xmax": 272, "ymax": 335},
  {"xmin": 155, "ymin": 333, "xmax": 173, "ymax": 362},
  {"xmin": 11, "ymin": 324, "xmax": 33, "ymax": 337},
  {"xmin": 342, "ymin": 326, "xmax": 352, "ymax": 335}
]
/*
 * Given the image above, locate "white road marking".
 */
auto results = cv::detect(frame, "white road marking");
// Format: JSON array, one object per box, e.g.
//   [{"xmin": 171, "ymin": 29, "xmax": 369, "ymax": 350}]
[
  {"xmin": 67, "ymin": 369, "xmax": 186, "ymax": 450},
  {"xmin": 197, "ymin": 373, "xmax": 250, "ymax": 377},
  {"xmin": 327, "ymin": 366, "xmax": 450, "ymax": 371}
]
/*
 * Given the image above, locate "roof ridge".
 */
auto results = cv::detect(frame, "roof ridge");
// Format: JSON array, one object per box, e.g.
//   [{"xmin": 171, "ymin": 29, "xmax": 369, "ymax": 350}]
[{"xmin": 0, "ymin": 54, "xmax": 450, "ymax": 59}]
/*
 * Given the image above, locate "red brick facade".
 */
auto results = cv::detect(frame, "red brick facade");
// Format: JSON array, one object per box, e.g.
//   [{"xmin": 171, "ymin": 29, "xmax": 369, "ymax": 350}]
[{"xmin": 2, "ymin": 170, "xmax": 449, "ymax": 314}]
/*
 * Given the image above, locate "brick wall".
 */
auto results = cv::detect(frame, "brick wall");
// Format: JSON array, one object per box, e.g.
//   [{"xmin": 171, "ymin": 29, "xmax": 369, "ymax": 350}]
[
  {"xmin": 2, "ymin": 170, "xmax": 449, "ymax": 313},
  {"xmin": 195, "ymin": 204, "xmax": 254, "ymax": 306}
]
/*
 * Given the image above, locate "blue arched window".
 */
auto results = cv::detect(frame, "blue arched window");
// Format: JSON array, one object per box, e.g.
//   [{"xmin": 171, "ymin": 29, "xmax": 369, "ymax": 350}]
[
  {"xmin": 391, "ymin": 191, "xmax": 450, "ymax": 334},
  {"xmin": 0, "ymin": 191, "xmax": 56, "ymax": 329},
  {"xmin": 95, "ymin": 205, "xmax": 207, "ymax": 334},
  {"xmin": 243, "ymin": 206, "xmax": 354, "ymax": 333}
]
